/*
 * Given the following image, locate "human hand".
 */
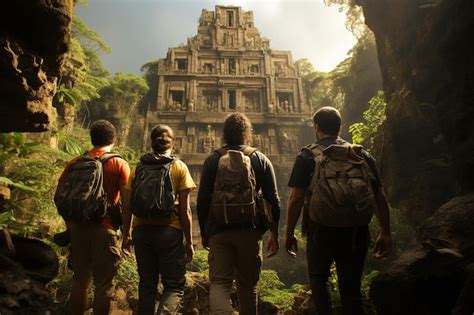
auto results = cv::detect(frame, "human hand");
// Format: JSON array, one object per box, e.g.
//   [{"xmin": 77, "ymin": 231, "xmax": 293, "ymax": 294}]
[
  {"xmin": 265, "ymin": 232, "xmax": 279, "ymax": 259},
  {"xmin": 285, "ymin": 234, "xmax": 298, "ymax": 258},
  {"xmin": 185, "ymin": 242, "xmax": 194, "ymax": 263},
  {"xmin": 374, "ymin": 231, "xmax": 392, "ymax": 258},
  {"xmin": 121, "ymin": 235, "xmax": 133, "ymax": 256}
]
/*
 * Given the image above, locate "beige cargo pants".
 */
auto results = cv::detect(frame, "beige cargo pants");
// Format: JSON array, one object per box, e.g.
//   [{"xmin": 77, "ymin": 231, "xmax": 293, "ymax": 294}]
[{"xmin": 208, "ymin": 229, "xmax": 263, "ymax": 315}]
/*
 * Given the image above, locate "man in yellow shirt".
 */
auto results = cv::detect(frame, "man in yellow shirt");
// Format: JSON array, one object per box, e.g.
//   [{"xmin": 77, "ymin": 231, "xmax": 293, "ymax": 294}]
[{"xmin": 122, "ymin": 125, "xmax": 196, "ymax": 314}]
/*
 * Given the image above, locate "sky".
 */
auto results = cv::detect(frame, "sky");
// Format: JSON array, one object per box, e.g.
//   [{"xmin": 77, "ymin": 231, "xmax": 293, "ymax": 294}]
[{"xmin": 76, "ymin": 0, "xmax": 357, "ymax": 74}]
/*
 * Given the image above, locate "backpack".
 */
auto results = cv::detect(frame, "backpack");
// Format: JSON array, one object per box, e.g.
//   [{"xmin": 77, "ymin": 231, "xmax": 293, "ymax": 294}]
[
  {"xmin": 210, "ymin": 147, "xmax": 259, "ymax": 228},
  {"xmin": 55, "ymin": 152, "xmax": 122, "ymax": 223},
  {"xmin": 304, "ymin": 143, "xmax": 376, "ymax": 227},
  {"xmin": 130, "ymin": 153, "xmax": 176, "ymax": 219}
]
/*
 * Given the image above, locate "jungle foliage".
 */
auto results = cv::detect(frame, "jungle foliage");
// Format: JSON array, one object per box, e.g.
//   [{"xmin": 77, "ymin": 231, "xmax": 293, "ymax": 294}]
[
  {"xmin": 349, "ymin": 90, "xmax": 387, "ymax": 150},
  {"xmin": 82, "ymin": 72, "xmax": 149, "ymax": 147},
  {"xmin": 54, "ymin": 9, "xmax": 111, "ymax": 132}
]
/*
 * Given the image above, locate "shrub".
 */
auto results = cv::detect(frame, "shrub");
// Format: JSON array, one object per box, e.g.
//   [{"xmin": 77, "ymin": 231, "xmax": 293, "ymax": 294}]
[
  {"xmin": 116, "ymin": 256, "xmax": 139, "ymax": 298},
  {"xmin": 187, "ymin": 249, "xmax": 209, "ymax": 273},
  {"xmin": 258, "ymin": 269, "xmax": 295, "ymax": 310}
]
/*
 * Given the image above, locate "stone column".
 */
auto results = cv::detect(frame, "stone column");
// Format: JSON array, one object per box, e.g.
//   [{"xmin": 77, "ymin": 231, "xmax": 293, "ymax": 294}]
[
  {"xmin": 297, "ymin": 78, "xmax": 305, "ymax": 113},
  {"xmin": 157, "ymin": 75, "xmax": 165, "ymax": 111}
]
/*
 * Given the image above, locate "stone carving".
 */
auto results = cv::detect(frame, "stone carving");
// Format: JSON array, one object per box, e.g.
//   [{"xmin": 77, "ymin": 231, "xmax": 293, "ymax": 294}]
[
  {"xmin": 203, "ymin": 63, "xmax": 214, "ymax": 73},
  {"xmin": 268, "ymin": 102, "xmax": 274, "ymax": 113},
  {"xmin": 275, "ymin": 63, "xmax": 287, "ymax": 77},
  {"xmin": 167, "ymin": 98, "xmax": 183, "ymax": 111},
  {"xmin": 188, "ymin": 100, "xmax": 195, "ymax": 111},
  {"xmin": 225, "ymin": 33, "xmax": 234, "ymax": 47},
  {"xmin": 280, "ymin": 130, "xmax": 291, "ymax": 154},
  {"xmin": 243, "ymin": 91, "xmax": 261, "ymax": 112},
  {"xmin": 202, "ymin": 124, "xmax": 216, "ymax": 153},
  {"xmin": 253, "ymin": 134, "xmax": 262, "ymax": 148},
  {"xmin": 202, "ymin": 91, "xmax": 218, "ymax": 111}
]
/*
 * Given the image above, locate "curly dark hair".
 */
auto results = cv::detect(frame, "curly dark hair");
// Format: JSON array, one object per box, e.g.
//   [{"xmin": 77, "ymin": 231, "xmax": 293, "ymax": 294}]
[
  {"xmin": 90, "ymin": 120, "xmax": 116, "ymax": 146},
  {"xmin": 223, "ymin": 113, "xmax": 253, "ymax": 146},
  {"xmin": 312, "ymin": 106, "xmax": 342, "ymax": 136},
  {"xmin": 150, "ymin": 124, "xmax": 174, "ymax": 153}
]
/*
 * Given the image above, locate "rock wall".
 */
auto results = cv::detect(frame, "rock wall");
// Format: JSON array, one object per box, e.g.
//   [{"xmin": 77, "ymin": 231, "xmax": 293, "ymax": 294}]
[
  {"xmin": 358, "ymin": 0, "xmax": 474, "ymax": 222},
  {"xmin": 357, "ymin": 0, "xmax": 474, "ymax": 313},
  {"xmin": 0, "ymin": 0, "xmax": 73, "ymax": 132}
]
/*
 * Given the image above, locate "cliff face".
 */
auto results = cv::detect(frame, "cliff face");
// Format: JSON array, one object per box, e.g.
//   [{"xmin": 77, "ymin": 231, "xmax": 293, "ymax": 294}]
[
  {"xmin": 358, "ymin": 0, "xmax": 474, "ymax": 313},
  {"xmin": 0, "ymin": 0, "xmax": 73, "ymax": 132},
  {"xmin": 359, "ymin": 0, "xmax": 473, "ymax": 222}
]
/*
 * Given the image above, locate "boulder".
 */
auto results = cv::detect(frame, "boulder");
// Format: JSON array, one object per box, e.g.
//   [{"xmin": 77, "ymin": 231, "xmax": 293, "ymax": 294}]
[
  {"xmin": 370, "ymin": 193, "xmax": 474, "ymax": 314},
  {"xmin": 0, "ymin": 233, "xmax": 59, "ymax": 314}
]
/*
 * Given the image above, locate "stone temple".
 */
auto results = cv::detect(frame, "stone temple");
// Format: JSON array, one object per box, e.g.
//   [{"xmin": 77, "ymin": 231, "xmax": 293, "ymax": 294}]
[{"xmin": 142, "ymin": 5, "xmax": 313, "ymax": 230}]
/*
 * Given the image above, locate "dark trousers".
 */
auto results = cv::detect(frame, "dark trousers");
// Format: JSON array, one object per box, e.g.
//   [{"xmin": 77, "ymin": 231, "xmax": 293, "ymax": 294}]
[
  {"xmin": 306, "ymin": 224, "xmax": 369, "ymax": 315},
  {"xmin": 133, "ymin": 225, "xmax": 186, "ymax": 315}
]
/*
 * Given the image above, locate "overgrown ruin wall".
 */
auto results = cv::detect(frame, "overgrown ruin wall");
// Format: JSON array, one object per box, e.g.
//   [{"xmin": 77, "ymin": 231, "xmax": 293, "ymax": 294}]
[
  {"xmin": 358, "ymin": 0, "xmax": 474, "ymax": 313},
  {"xmin": 0, "ymin": 0, "xmax": 73, "ymax": 132}
]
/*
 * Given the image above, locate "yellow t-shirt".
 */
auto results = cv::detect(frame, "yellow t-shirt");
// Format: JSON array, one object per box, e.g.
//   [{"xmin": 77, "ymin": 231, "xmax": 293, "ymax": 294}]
[{"xmin": 127, "ymin": 158, "xmax": 196, "ymax": 230}]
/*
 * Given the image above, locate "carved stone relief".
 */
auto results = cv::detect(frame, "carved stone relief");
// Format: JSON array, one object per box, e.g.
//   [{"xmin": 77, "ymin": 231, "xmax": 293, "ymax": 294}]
[{"xmin": 202, "ymin": 124, "xmax": 216, "ymax": 153}]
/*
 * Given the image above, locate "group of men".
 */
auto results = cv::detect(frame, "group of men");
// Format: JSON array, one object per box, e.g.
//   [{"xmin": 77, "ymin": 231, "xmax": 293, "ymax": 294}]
[{"xmin": 55, "ymin": 106, "xmax": 392, "ymax": 315}]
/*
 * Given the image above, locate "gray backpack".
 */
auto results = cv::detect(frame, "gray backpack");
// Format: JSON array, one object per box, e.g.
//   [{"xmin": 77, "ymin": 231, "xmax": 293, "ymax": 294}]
[
  {"xmin": 304, "ymin": 143, "xmax": 376, "ymax": 227},
  {"xmin": 131, "ymin": 153, "xmax": 176, "ymax": 219},
  {"xmin": 210, "ymin": 147, "xmax": 258, "ymax": 228},
  {"xmin": 55, "ymin": 153, "xmax": 122, "ymax": 223}
]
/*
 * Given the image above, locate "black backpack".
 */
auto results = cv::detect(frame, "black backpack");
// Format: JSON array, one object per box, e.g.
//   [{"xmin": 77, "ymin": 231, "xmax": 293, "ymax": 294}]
[
  {"xmin": 130, "ymin": 153, "xmax": 176, "ymax": 219},
  {"xmin": 55, "ymin": 152, "xmax": 122, "ymax": 223}
]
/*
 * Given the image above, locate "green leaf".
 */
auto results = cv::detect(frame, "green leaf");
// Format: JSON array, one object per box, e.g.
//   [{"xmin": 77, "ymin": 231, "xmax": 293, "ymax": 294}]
[{"xmin": 0, "ymin": 176, "xmax": 36, "ymax": 193}]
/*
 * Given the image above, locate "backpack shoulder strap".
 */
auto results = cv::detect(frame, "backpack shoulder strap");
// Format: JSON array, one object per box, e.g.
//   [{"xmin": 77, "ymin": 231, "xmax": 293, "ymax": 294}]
[
  {"xmin": 242, "ymin": 146, "xmax": 258, "ymax": 157},
  {"xmin": 164, "ymin": 156, "xmax": 177, "ymax": 169},
  {"xmin": 302, "ymin": 144, "xmax": 324, "ymax": 161},
  {"xmin": 215, "ymin": 147, "xmax": 228, "ymax": 157},
  {"xmin": 350, "ymin": 144, "xmax": 364, "ymax": 157},
  {"xmin": 99, "ymin": 152, "xmax": 123, "ymax": 163}
]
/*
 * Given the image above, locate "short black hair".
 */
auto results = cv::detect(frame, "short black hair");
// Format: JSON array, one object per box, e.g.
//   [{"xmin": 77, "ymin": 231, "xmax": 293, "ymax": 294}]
[
  {"xmin": 150, "ymin": 124, "xmax": 174, "ymax": 153},
  {"xmin": 223, "ymin": 113, "xmax": 253, "ymax": 146},
  {"xmin": 90, "ymin": 120, "xmax": 116, "ymax": 146},
  {"xmin": 312, "ymin": 107, "xmax": 342, "ymax": 136}
]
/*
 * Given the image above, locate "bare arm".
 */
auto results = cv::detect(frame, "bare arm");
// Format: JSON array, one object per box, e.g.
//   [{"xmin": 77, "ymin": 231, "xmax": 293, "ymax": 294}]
[
  {"xmin": 120, "ymin": 184, "xmax": 133, "ymax": 255},
  {"xmin": 178, "ymin": 189, "xmax": 194, "ymax": 263},
  {"xmin": 120, "ymin": 184, "xmax": 132, "ymax": 238},
  {"xmin": 285, "ymin": 187, "xmax": 306, "ymax": 256},
  {"xmin": 375, "ymin": 188, "xmax": 391, "ymax": 235}
]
